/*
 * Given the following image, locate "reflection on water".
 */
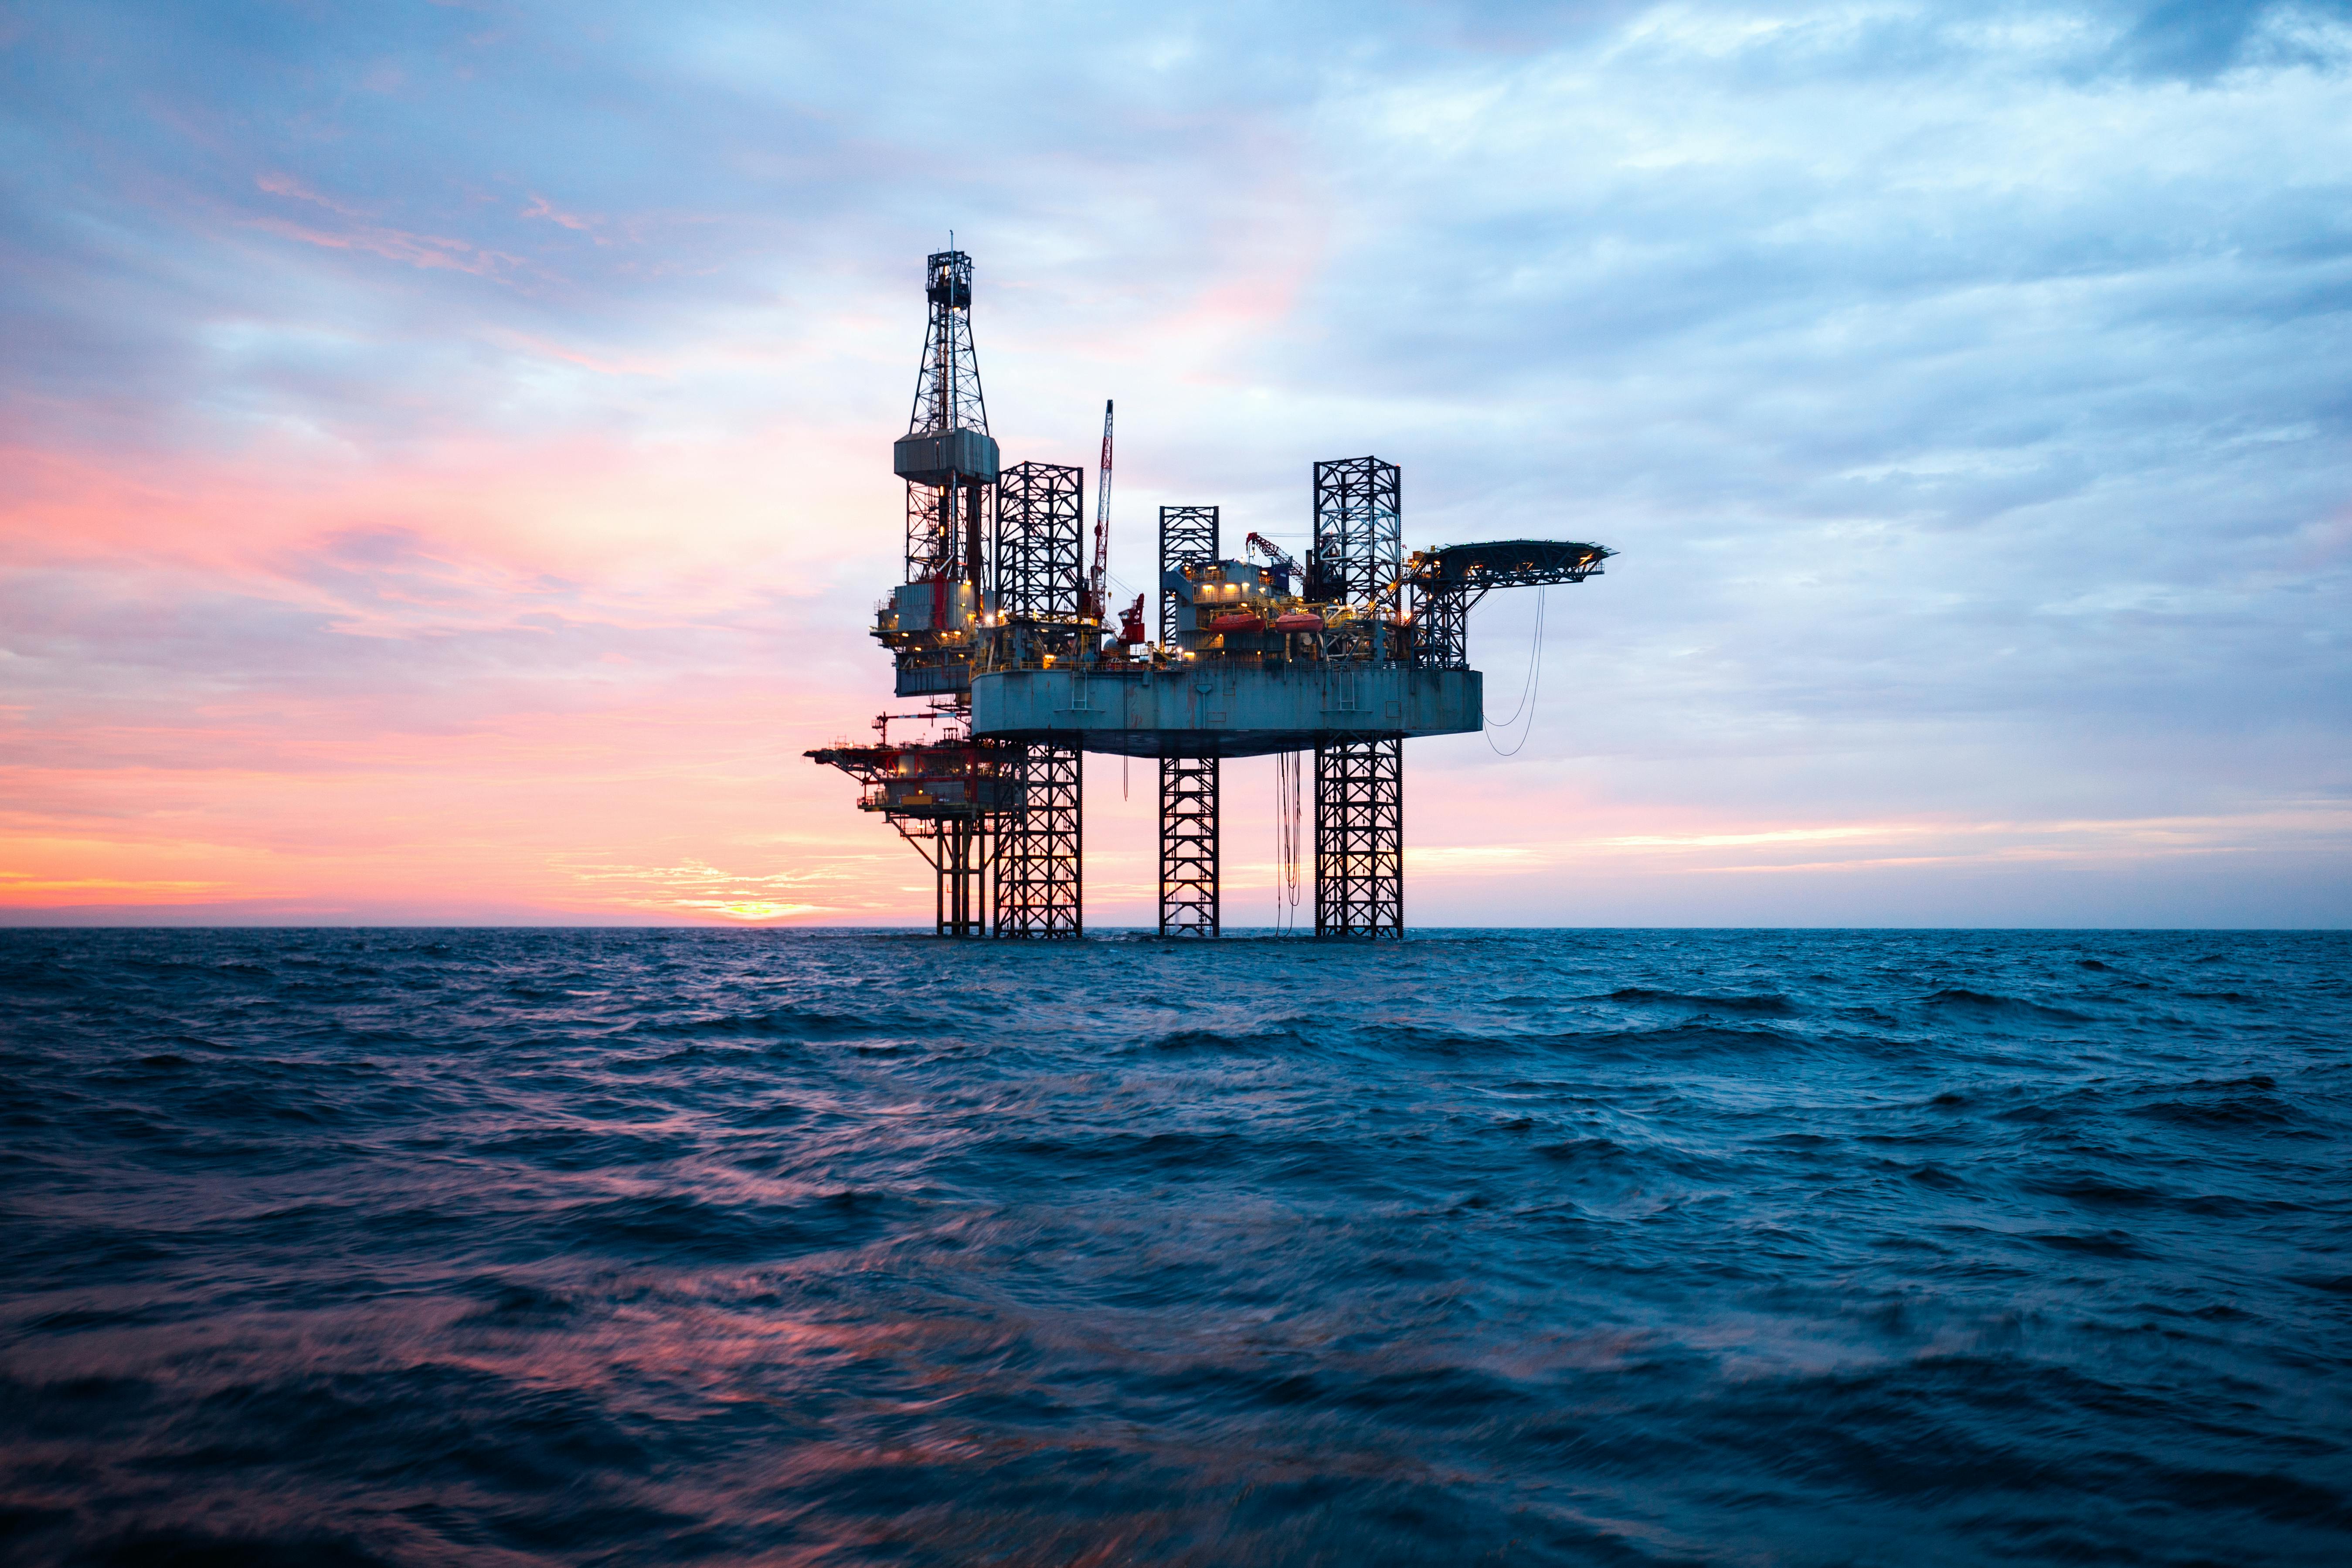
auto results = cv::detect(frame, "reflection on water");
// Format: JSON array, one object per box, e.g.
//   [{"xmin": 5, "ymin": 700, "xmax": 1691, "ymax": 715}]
[{"xmin": 2, "ymin": 928, "xmax": 2348, "ymax": 1564}]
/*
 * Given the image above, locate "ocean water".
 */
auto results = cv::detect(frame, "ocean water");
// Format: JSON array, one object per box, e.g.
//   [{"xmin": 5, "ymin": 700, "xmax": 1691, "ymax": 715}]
[{"xmin": 1, "ymin": 928, "xmax": 2348, "ymax": 1567}]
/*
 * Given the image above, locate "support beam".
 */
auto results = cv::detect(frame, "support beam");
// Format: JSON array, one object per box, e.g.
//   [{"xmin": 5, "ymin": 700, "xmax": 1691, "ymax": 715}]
[
  {"xmin": 1411, "ymin": 586, "xmax": 1476, "ymax": 671},
  {"xmin": 927, "ymin": 817, "xmax": 988, "ymax": 939},
  {"xmin": 1159, "ymin": 755, "xmax": 1219, "ymax": 937},
  {"xmin": 996, "ymin": 744, "xmax": 1082, "ymax": 938},
  {"xmin": 1314, "ymin": 738, "xmax": 1402, "ymax": 938}
]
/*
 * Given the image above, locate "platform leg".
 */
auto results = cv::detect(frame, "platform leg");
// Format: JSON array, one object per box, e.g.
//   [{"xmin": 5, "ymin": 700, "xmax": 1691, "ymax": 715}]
[
  {"xmin": 1314, "ymin": 738, "xmax": 1402, "ymax": 938},
  {"xmin": 996, "ymin": 744, "xmax": 1083, "ymax": 938},
  {"xmin": 1159, "ymin": 756, "xmax": 1220, "ymax": 937}
]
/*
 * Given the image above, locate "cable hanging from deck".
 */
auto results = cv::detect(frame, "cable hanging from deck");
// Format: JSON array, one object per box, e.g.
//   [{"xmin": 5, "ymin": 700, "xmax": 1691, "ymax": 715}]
[
  {"xmin": 1275, "ymin": 750, "xmax": 1304, "ymax": 933},
  {"xmin": 1483, "ymin": 588, "xmax": 1545, "ymax": 757}
]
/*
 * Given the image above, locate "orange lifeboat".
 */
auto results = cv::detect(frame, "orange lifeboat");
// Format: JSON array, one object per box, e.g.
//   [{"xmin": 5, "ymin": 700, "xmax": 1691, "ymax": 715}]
[
  {"xmin": 1271, "ymin": 611, "xmax": 1325, "ymax": 632},
  {"xmin": 1207, "ymin": 612, "xmax": 1265, "ymax": 633}
]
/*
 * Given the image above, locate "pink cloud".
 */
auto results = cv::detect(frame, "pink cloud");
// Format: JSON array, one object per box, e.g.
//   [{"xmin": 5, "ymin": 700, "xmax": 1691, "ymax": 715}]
[
  {"xmin": 520, "ymin": 193, "xmax": 600, "ymax": 235},
  {"xmin": 243, "ymin": 214, "xmax": 523, "ymax": 278},
  {"xmin": 254, "ymin": 171, "xmax": 375, "ymax": 218}
]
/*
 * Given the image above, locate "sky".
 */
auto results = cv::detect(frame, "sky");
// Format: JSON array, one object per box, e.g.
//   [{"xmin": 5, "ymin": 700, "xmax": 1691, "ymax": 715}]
[{"xmin": 2, "ymin": 0, "xmax": 2348, "ymax": 928}]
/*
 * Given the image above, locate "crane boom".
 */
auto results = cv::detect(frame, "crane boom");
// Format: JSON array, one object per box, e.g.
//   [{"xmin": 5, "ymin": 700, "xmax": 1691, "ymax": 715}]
[
  {"xmin": 1087, "ymin": 399, "xmax": 1113, "ymax": 622},
  {"xmin": 1245, "ymin": 531, "xmax": 1302, "ymax": 596},
  {"xmin": 1244, "ymin": 531, "xmax": 1299, "ymax": 574}
]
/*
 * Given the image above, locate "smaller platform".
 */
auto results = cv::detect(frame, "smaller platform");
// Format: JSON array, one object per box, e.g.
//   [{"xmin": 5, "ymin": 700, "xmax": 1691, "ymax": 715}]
[{"xmin": 969, "ymin": 663, "xmax": 1481, "ymax": 759}]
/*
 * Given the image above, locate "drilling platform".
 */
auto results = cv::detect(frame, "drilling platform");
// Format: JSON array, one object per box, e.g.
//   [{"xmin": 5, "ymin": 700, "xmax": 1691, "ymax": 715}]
[{"xmin": 809, "ymin": 248, "xmax": 1613, "ymax": 938}]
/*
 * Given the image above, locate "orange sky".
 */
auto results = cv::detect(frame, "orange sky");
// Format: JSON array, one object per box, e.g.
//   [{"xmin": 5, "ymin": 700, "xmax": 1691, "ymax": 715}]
[{"xmin": 8, "ymin": 415, "xmax": 2340, "ymax": 927}]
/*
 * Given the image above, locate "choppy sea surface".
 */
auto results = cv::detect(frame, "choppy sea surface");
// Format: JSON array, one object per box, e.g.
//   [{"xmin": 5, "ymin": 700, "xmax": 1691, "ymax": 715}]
[{"xmin": 2, "ymin": 928, "xmax": 2349, "ymax": 1566}]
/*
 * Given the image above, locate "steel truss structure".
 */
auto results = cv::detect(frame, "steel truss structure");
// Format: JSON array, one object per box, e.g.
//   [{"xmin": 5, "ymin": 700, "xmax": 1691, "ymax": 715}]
[
  {"xmin": 1315, "ymin": 737, "xmax": 1402, "ymax": 939},
  {"xmin": 1156, "ymin": 504, "xmax": 1221, "ymax": 934},
  {"xmin": 985, "ymin": 461, "xmax": 1089, "ymax": 936},
  {"xmin": 997, "ymin": 461, "xmax": 1088, "ymax": 658},
  {"xmin": 996, "ymin": 744, "xmax": 1081, "ymax": 937},
  {"xmin": 907, "ymin": 252, "xmax": 989, "ymax": 437},
  {"xmin": 903, "ymin": 249, "xmax": 993, "ymax": 583},
  {"xmin": 1310, "ymin": 461, "xmax": 1404, "ymax": 935},
  {"xmin": 1158, "ymin": 505, "xmax": 1219, "ymax": 644},
  {"xmin": 1312, "ymin": 458, "xmax": 1401, "ymax": 654},
  {"xmin": 1159, "ymin": 756, "xmax": 1220, "ymax": 937}
]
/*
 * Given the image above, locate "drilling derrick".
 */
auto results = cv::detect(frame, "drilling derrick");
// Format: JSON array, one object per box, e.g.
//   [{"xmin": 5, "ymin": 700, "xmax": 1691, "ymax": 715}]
[
  {"xmin": 812, "ymin": 246, "xmax": 1615, "ymax": 937},
  {"xmin": 811, "ymin": 248, "xmax": 1030, "ymax": 936},
  {"xmin": 885, "ymin": 248, "xmax": 999, "ymax": 698}
]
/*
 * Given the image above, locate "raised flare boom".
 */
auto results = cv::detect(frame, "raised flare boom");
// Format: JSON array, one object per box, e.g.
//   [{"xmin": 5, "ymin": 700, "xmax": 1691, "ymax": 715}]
[
  {"xmin": 1405, "ymin": 539, "xmax": 1614, "ymax": 592},
  {"xmin": 1402, "ymin": 537, "xmax": 1614, "ymax": 670}
]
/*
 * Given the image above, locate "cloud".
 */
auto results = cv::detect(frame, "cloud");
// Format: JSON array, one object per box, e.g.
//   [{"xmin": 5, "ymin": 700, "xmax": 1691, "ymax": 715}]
[
  {"xmin": 1, "ymin": 0, "xmax": 2347, "ymax": 924},
  {"xmin": 519, "ymin": 194, "xmax": 598, "ymax": 234},
  {"xmin": 2102, "ymin": 0, "xmax": 2352, "ymax": 81}
]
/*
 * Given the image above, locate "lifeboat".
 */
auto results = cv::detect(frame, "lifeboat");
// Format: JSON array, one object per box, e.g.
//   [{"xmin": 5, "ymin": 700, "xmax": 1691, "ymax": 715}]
[
  {"xmin": 1207, "ymin": 612, "xmax": 1265, "ymax": 633},
  {"xmin": 1271, "ymin": 611, "xmax": 1326, "ymax": 632}
]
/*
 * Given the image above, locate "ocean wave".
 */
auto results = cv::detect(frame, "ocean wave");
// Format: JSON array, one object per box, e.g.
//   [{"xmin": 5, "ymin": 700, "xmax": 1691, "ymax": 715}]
[
  {"xmin": 1923, "ymin": 988, "xmax": 2095, "ymax": 1024},
  {"xmin": 1607, "ymin": 986, "xmax": 1798, "ymax": 1015},
  {"xmin": 2, "ymin": 927, "xmax": 2346, "ymax": 1566},
  {"xmin": 630, "ymin": 1006, "xmax": 904, "ymax": 1040}
]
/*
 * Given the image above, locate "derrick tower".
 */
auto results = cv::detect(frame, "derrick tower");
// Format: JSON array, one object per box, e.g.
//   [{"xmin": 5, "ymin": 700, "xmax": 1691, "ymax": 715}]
[
  {"xmin": 812, "ymin": 248, "xmax": 1614, "ymax": 938},
  {"xmin": 891, "ymin": 248, "xmax": 998, "ymax": 692},
  {"xmin": 809, "ymin": 248, "xmax": 1082, "ymax": 937}
]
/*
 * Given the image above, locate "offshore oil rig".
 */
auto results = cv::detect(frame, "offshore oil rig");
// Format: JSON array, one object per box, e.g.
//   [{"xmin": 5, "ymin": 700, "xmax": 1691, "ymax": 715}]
[{"xmin": 809, "ymin": 248, "xmax": 1612, "ymax": 938}]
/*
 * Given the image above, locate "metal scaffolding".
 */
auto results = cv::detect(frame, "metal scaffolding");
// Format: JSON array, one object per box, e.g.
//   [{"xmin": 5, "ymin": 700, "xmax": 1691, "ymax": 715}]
[
  {"xmin": 996, "ymin": 744, "xmax": 1082, "ymax": 937},
  {"xmin": 1157, "ymin": 505, "xmax": 1219, "ymax": 645},
  {"xmin": 1159, "ymin": 756, "xmax": 1219, "ymax": 937},
  {"xmin": 1315, "ymin": 737, "xmax": 1402, "ymax": 938}
]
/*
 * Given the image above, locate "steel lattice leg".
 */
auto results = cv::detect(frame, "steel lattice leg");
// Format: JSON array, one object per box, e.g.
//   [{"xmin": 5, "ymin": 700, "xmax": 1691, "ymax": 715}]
[
  {"xmin": 1314, "ymin": 738, "xmax": 1402, "ymax": 938},
  {"xmin": 1159, "ymin": 756, "xmax": 1220, "ymax": 937},
  {"xmin": 995, "ymin": 744, "xmax": 1083, "ymax": 938}
]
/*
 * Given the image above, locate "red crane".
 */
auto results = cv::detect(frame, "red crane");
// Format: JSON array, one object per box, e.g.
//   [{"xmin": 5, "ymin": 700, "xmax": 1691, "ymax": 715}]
[
  {"xmin": 1244, "ymin": 531, "xmax": 1300, "ymax": 579},
  {"xmin": 1087, "ymin": 399, "xmax": 1112, "ymax": 624}
]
